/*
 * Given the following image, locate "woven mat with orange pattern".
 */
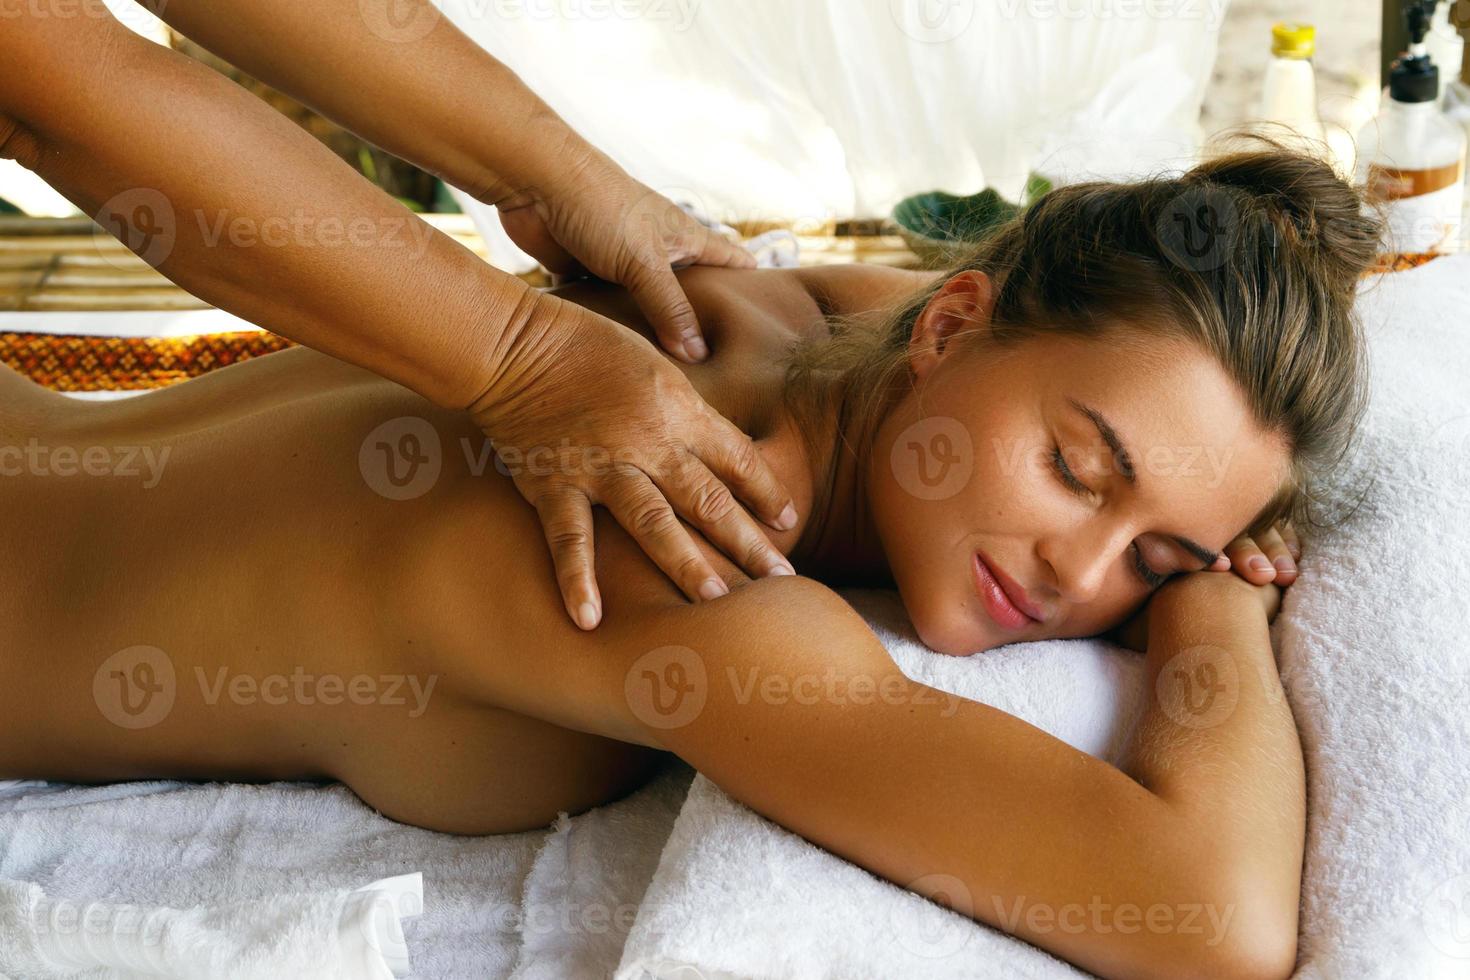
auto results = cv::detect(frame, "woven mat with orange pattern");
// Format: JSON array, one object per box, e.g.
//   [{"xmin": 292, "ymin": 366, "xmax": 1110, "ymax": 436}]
[{"xmin": 0, "ymin": 252, "xmax": 1446, "ymax": 393}]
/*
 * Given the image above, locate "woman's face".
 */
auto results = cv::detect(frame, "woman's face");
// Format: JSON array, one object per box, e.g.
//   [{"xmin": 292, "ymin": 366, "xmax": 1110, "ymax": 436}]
[{"xmin": 868, "ymin": 271, "xmax": 1291, "ymax": 655}]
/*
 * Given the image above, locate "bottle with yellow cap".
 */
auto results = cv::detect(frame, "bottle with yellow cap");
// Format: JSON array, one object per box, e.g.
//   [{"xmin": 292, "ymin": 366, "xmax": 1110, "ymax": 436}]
[{"xmin": 1256, "ymin": 22, "xmax": 1330, "ymax": 157}]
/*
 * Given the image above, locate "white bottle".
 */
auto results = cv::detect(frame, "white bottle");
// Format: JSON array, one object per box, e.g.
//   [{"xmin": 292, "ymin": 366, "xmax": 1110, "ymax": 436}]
[
  {"xmin": 1356, "ymin": 4, "xmax": 1467, "ymax": 253},
  {"xmin": 1258, "ymin": 22, "xmax": 1329, "ymax": 154},
  {"xmin": 1443, "ymin": 19, "xmax": 1470, "ymax": 158}
]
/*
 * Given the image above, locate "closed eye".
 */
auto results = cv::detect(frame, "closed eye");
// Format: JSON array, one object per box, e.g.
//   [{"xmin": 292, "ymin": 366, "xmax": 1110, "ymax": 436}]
[
  {"xmin": 1050, "ymin": 446, "xmax": 1091, "ymax": 499},
  {"xmin": 1053, "ymin": 445, "xmax": 1168, "ymax": 589},
  {"xmin": 1131, "ymin": 543, "xmax": 1168, "ymax": 589}
]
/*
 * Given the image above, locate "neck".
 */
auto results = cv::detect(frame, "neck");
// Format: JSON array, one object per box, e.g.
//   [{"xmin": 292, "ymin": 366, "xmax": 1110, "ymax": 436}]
[{"xmin": 777, "ymin": 384, "xmax": 892, "ymax": 586}]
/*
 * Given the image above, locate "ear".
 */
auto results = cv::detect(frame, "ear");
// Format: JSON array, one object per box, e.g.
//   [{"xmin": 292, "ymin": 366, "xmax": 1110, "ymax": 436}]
[{"xmin": 908, "ymin": 269, "xmax": 996, "ymax": 382}]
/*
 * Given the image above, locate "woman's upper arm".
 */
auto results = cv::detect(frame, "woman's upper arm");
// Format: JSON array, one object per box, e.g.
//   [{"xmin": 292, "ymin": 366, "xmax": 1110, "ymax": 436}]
[{"xmin": 592, "ymin": 575, "xmax": 1271, "ymax": 980}]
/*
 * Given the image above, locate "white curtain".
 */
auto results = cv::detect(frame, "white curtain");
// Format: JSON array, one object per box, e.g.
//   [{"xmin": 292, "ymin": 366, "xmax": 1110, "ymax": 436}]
[{"xmin": 434, "ymin": 0, "xmax": 1229, "ymax": 270}]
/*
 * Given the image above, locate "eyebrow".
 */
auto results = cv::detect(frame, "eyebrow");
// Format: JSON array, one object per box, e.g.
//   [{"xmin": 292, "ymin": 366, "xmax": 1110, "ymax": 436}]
[
  {"xmin": 1067, "ymin": 397, "xmax": 1223, "ymax": 568},
  {"xmin": 1068, "ymin": 397, "xmax": 1136, "ymax": 483}
]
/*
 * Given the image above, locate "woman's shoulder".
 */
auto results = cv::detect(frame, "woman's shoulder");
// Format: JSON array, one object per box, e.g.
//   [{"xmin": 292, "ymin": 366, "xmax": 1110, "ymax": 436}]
[{"xmin": 788, "ymin": 264, "xmax": 936, "ymax": 319}]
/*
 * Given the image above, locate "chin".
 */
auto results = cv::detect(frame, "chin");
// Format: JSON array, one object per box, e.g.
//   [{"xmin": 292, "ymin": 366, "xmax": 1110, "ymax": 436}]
[{"xmin": 909, "ymin": 611, "xmax": 991, "ymax": 657}]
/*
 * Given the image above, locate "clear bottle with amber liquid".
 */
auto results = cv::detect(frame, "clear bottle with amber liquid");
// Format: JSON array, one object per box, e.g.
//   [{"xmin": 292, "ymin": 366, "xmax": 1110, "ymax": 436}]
[{"xmin": 1356, "ymin": 0, "xmax": 1467, "ymax": 253}]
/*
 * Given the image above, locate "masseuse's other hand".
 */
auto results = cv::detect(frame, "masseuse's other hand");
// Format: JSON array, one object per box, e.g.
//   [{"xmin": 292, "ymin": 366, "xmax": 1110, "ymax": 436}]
[
  {"xmin": 497, "ymin": 144, "xmax": 755, "ymax": 365},
  {"xmin": 475, "ymin": 295, "xmax": 797, "ymax": 630}
]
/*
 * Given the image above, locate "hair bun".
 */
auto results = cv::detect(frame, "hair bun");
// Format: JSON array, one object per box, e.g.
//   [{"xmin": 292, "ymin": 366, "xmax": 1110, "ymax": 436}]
[{"xmin": 1190, "ymin": 136, "xmax": 1384, "ymax": 290}]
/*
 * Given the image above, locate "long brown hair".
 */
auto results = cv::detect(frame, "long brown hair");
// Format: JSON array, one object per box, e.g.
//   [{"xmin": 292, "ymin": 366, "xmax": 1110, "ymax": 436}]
[{"xmin": 784, "ymin": 139, "xmax": 1385, "ymax": 538}]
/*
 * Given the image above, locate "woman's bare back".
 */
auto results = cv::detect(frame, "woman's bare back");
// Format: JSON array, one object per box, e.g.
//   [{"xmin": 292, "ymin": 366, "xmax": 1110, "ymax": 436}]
[{"xmin": 0, "ymin": 263, "xmax": 925, "ymax": 832}]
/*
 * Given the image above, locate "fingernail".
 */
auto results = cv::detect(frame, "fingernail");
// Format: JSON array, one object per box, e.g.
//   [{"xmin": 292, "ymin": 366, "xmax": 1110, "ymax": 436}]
[
  {"xmin": 1211, "ymin": 554, "xmax": 1231, "ymax": 570},
  {"xmin": 768, "ymin": 563, "xmax": 795, "ymax": 577},
  {"xmin": 683, "ymin": 334, "xmax": 709, "ymax": 362},
  {"xmin": 1273, "ymin": 556, "xmax": 1296, "ymax": 575},
  {"xmin": 575, "ymin": 601, "xmax": 600, "ymax": 630},
  {"xmin": 1248, "ymin": 556, "xmax": 1273, "ymax": 574},
  {"xmin": 775, "ymin": 503, "xmax": 798, "ymax": 530},
  {"xmin": 699, "ymin": 578, "xmax": 729, "ymax": 600}
]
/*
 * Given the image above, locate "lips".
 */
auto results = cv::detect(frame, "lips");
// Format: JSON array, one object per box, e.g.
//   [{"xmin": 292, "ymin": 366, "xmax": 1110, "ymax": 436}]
[{"xmin": 973, "ymin": 552, "xmax": 1043, "ymax": 631}]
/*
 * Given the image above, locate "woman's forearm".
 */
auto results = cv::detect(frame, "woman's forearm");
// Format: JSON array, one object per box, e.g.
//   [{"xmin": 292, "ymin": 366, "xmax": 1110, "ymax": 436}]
[
  {"xmin": 151, "ymin": 0, "xmax": 580, "ymax": 208},
  {"xmin": 1122, "ymin": 576, "xmax": 1306, "ymax": 969},
  {"xmin": 0, "ymin": 12, "xmax": 534, "ymax": 410}
]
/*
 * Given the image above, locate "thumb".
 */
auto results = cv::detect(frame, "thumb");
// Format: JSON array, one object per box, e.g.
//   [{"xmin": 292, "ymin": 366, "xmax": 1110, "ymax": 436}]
[
  {"xmin": 624, "ymin": 259, "xmax": 707, "ymax": 364},
  {"xmin": 686, "ymin": 225, "xmax": 757, "ymax": 270},
  {"xmin": 500, "ymin": 204, "xmax": 583, "ymax": 276}
]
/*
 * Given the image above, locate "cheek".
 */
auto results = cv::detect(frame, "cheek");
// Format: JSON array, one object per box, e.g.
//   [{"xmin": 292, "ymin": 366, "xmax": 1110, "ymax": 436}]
[{"xmin": 1067, "ymin": 595, "xmax": 1143, "ymax": 640}]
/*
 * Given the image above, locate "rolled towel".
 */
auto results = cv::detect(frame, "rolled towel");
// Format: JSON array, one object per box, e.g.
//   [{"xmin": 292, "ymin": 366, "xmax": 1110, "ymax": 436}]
[{"xmin": 0, "ymin": 872, "xmax": 422, "ymax": 979}]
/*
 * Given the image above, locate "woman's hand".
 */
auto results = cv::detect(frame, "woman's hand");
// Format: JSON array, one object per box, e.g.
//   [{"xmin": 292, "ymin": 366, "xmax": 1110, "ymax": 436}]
[
  {"xmin": 497, "ymin": 142, "xmax": 755, "ymax": 365},
  {"xmin": 1222, "ymin": 520, "xmax": 1301, "ymax": 587},
  {"xmin": 472, "ymin": 292, "xmax": 797, "ymax": 631},
  {"xmin": 1109, "ymin": 555, "xmax": 1287, "ymax": 653}
]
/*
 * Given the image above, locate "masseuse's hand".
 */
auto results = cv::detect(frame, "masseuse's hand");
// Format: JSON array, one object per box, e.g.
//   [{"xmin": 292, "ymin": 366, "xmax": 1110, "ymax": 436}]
[
  {"xmin": 496, "ymin": 143, "xmax": 755, "ymax": 365},
  {"xmin": 475, "ymin": 294, "xmax": 797, "ymax": 631}
]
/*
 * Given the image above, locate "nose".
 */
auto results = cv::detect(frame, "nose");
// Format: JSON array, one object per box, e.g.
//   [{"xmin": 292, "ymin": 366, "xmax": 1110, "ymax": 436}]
[{"xmin": 1036, "ymin": 517, "xmax": 1135, "ymax": 606}]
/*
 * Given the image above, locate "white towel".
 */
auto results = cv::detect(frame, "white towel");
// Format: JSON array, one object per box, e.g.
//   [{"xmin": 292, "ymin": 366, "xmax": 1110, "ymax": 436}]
[
  {"xmin": 0, "ymin": 781, "xmax": 546, "ymax": 978},
  {"xmin": 0, "ymin": 872, "xmax": 420, "ymax": 979},
  {"xmin": 510, "ymin": 761, "xmax": 693, "ymax": 980},
  {"xmin": 615, "ymin": 254, "xmax": 1470, "ymax": 979}
]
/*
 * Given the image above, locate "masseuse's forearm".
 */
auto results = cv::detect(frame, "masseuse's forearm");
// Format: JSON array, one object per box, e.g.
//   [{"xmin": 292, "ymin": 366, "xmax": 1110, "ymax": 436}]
[
  {"xmin": 152, "ymin": 0, "xmax": 576, "ymax": 208},
  {"xmin": 0, "ymin": 13, "xmax": 530, "ymax": 410}
]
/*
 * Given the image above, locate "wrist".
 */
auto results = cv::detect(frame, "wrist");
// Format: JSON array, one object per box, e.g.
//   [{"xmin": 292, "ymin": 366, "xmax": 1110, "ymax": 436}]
[
  {"xmin": 473, "ymin": 100, "xmax": 592, "ymax": 212},
  {"xmin": 462, "ymin": 287, "xmax": 582, "ymax": 427},
  {"xmin": 1145, "ymin": 573, "xmax": 1271, "ymax": 648}
]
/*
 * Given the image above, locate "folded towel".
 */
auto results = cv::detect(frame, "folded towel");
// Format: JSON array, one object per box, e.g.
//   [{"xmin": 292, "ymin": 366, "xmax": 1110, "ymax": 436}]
[
  {"xmin": 510, "ymin": 761, "xmax": 693, "ymax": 980},
  {"xmin": 616, "ymin": 254, "xmax": 1470, "ymax": 979},
  {"xmin": 0, "ymin": 873, "xmax": 421, "ymax": 979},
  {"xmin": 0, "ymin": 781, "xmax": 546, "ymax": 978}
]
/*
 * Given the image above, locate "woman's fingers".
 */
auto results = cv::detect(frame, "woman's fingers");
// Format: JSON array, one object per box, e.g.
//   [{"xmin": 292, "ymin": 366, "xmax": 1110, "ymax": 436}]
[
  {"xmin": 1224, "ymin": 525, "xmax": 1299, "ymax": 586},
  {"xmin": 1255, "ymin": 526, "xmax": 1298, "ymax": 584},
  {"xmin": 1224, "ymin": 533, "xmax": 1275, "ymax": 584},
  {"xmin": 530, "ymin": 485, "xmax": 602, "ymax": 631},
  {"xmin": 601, "ymin": 465, "xmax": 730, "ymax": 605}
]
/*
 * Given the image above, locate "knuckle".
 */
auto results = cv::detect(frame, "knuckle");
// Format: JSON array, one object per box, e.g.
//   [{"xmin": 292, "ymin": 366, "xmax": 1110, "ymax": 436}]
[
  {"xmin": 688, "ymin": 480, "xmax": 737, "ymax": 526},
  {"xmin": 726, "ymin": 437, "xmax": 762, "ymax": 483},
  {"xmin": 741, "ymin": 538, "xmax": 777, "ymax": 571},
  {"xmin": 628, "ymin": 499, "xmax": 676, "ymax": 542},
  {"xmin": 546, "ymin": 523, "xmax": 591, "ymax": 557},
  {"xmin": 672, "ymin": 552, "xmax": 710, "ymax": 587}
]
